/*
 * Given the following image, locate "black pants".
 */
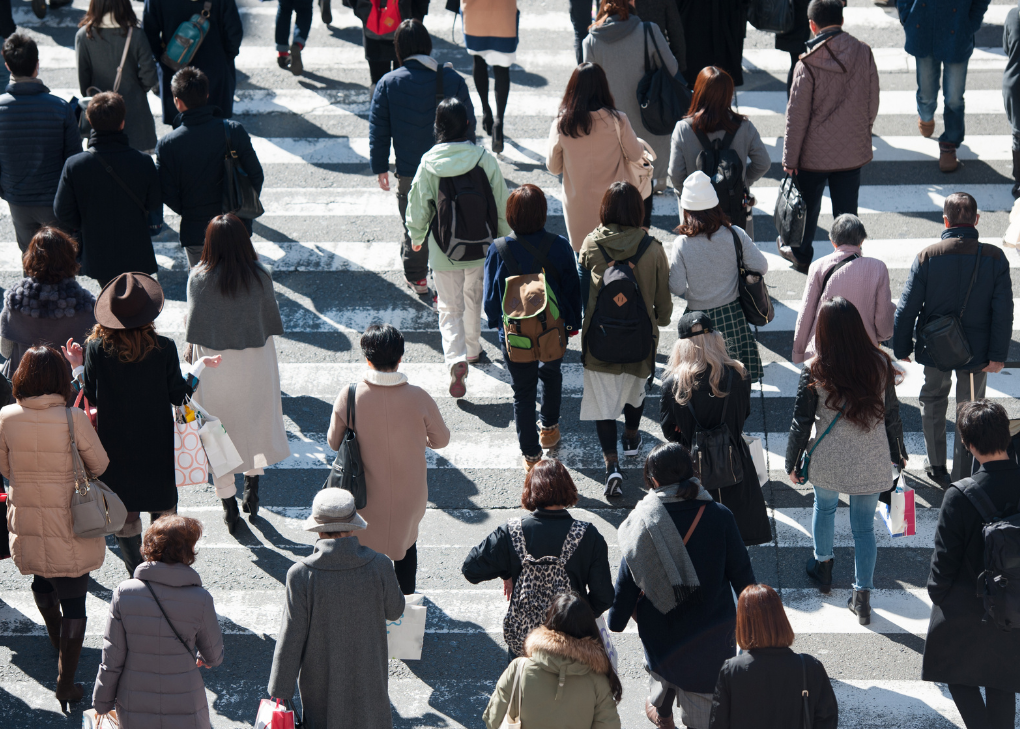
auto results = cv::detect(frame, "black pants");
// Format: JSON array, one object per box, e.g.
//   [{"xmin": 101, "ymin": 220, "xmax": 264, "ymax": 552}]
[
  {"xmin": 595, "ymin": 402, "xmax": 644, "ymax": 455},
  {"xmin": 568, "ymin": 0, "xmax": 593, "ymax": 64},
  {"xmin": 393, "ymin": 542, "xmax": 417, "ymax": 595},
  {"xmin": 793, "ymin": 167, "xmax": 861, "ymax": 265},
  {"xmin": 31, "ymin": 574, "xmax": 88, "ymax": 618},
  {"xmin": 502, "ymin": 341, "xmax": 563, "ymax": 459},
  {"xmin": 948, "ymin": 684, "xmax": 1016, "ymax": 729},
  {"xmin": 368, "ymin": 59, "xmax": 396, "ymax": 85}
]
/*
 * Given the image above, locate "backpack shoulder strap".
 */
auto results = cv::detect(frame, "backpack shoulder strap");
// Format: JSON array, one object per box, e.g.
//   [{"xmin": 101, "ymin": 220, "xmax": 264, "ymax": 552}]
[
  {"xmin": 492, "ymin": 236, "xmax": 522, "ymax": 276},
  {"xmin": 558, "ymin": 520, "xmax": 589, "ymax": 563},
  {"xmin": 507, "ymin": 518, "xmax": 532, "ymax": 563},
  {"xmin": 685, "ymin": 368, "xmax": 732, "ymax": 430},
  {"xmin": 719, "ymin": 129, "xmax": 737, "ymax": 151},
  {"xmin": 630, "ymin": 234, "xmax": 654, "ymax": 265},
  {"xmin": 87, "ymin": 148, "xmax": 148, "ymax": 214},
  {"xmin": 515, "ymin": 233, "xmax": 561, "ymax": 285},
  {"xmin": 692, "ymin": 128, "xmax": 715, "ymax": 154},
  {"xmin": 346, "ymin": 382, "xmax": 357, "ymax": 432},
  {"xmin": 597, "ymin": 243, "xmax": 615, "ymax": 267},
  {"xmin": 435, "ymin": 62, "xmax": 446, "ymax": 104},
  {"xmin": 956, "ymin": 477, "xmax": 999, "ymax": 523},
  {"xmin": 820, "ymin": 253, "xmax": 860, "ymax": 294}
]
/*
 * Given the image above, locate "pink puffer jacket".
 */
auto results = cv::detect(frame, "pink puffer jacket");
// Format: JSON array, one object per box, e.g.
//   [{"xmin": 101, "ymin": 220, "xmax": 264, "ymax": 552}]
[{"xmin": 782, "ymin": 31, "xmax": 880, "ymax": 173}]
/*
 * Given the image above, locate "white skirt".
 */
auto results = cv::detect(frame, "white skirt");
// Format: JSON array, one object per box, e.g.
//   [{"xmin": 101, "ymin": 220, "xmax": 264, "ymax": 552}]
[
  {"xmin": 579, "ymin": 369, "xmax": 647, "ymax": 421},
  {"xmin": 467, "ymin": 48, "xmax": 516, "ymax": 67}
]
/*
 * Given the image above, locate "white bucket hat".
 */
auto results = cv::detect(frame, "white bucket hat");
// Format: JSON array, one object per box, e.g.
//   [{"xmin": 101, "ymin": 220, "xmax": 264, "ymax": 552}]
[
  {"xmin": 680, "ymin": 170, "xmax": 720, "ymax": 212},
  {"xmin": 303, "ymin": 488, "xmax": 368, "ymax": 533}
]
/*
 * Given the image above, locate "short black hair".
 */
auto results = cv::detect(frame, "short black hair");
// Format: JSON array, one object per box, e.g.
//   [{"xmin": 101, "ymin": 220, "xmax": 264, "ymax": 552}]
[
  {"xmin": 958, "ymin": 400, "xmax": 1011, "ymax": 456},
  {"xmin": 599, "ymin": 181, "xmax": 644, "ymax": 228},
  {"xmin": 86, "ymin": 91, "xmax": 126, "ymax": 132},
  {"xmin": 944, "ymin": 192, "xmax": 978, "ymax": 226},
  {"xmin": 394, "ymin": 19, "xmax": 431, "ymax": 64},
  {"xmin": 807, "ymin": 0, "xmax": 843, "ymax": 28},
  {"xmin": 434, "ymin": 98, "xmax": 469, "ymax": 144},
  {"xmin": 643, "ymin": 442, "xmax": 699, "ymax": 499},
  {"xmin": 171, "ymin": 67, "xmax": 209, "ymax": 109},
  {"xmin": 360, "ymin": 323, "xmax": 404, "ymax": 370},
  {"xmin": 3, "ymin": 33, "xmax": 38, "ymax": 78}
]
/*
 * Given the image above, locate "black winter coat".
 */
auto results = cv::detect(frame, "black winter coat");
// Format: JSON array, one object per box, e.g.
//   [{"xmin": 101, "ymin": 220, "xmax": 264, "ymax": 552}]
[
  {"xmin": 155, "ymin": 106, "xmax": 263, "ymax": 249},
  {"xmin": 54, "ymin": 131, "xmax": 159, "ymax": 285},
  {"xmin": 710, "ymin": 647, "xmax": 838, "ymax": 729},
  {"xmin": 660, "ymin": 367, "xmax": 772, "ymax": 546},
  {"xmin": 83, "ymin": 336, "xmax": 194, "ymax": 512},
  {"xmin": 461, "ymin": 508, "xmax": 615, "ymax": 618},
  {"xmin": 775, "ymin": 0, "xmax": 811, "ymax": 54},
  {"xmin": 678, "ymin": 0, "xmax": 746, "ymax": 85},
  {"xmin": 922, "ymin": 459, "xmax": 1020, "ymax": 691},
  {"xmin": 143, "ymin": 0, "xmax": 243, "ymax": 123}
]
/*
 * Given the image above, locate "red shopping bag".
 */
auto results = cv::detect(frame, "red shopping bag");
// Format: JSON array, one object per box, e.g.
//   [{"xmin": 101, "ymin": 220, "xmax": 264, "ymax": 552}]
[
  {"xmin": 74, "ymin": 389, "xmax": 97, "ymax": 429},
  {"xmin": 255, "ymin": 699, "xmax": 296, "ymax": 729}
]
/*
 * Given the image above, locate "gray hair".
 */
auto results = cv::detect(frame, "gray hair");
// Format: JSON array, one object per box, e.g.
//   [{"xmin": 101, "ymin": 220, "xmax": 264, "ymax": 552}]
[{"xmin": 829, "ymin": 214, "xmax": 867, "ymax": 248}]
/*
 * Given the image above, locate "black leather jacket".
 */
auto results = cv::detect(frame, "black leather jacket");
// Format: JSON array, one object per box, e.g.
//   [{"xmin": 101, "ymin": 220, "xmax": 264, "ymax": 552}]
[{"xmin": 785, "ymin": 366, "xmax": 908, "ymax": 474}]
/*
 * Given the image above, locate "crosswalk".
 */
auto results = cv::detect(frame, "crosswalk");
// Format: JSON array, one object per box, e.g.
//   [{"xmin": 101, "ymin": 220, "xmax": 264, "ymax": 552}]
[{"xmin": 1, "ymin": 0, "xmax": 1018, "ymax": 726}]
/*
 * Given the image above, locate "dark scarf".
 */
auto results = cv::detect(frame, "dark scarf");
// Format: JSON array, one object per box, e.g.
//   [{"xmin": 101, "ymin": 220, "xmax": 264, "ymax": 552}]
[
  {"xmin": 806, "ymin": 27, "xmax": 843, "ymax": 50},
  {"xmin": 942, "ymin": 225, "xmax": 979, "ymax": 240}
]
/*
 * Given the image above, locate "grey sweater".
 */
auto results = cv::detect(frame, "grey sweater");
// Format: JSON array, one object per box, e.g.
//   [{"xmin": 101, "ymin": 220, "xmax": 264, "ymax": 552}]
[
  {"xmin": 185, "ymin": 262, "xmax": 284, "ymax": 351},
  {"xmin": 667, "ymin": 118, "xmax": 771, "ymax": 191},
  {"xmin": 668, "ymin": 225, "xmax": 768, "ymax": 310}
]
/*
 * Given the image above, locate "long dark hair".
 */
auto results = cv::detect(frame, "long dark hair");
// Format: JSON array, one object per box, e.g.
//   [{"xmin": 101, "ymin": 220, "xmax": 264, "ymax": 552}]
[
  {"xmin": 80, "ymin": 0, "xmax": 137, "ymax": 38},
  {"xmin": 809, "ymin": 297, "xmax": 900, "ymax": 428},
  {"xmin": 685, "ymin": 66, "xmax": 745, "ymax": 135},
  {"xmin": 544, "ymin": 593, "xmax": 623, "ymax": 702},
  {"xmin": 199, "ymin": 214, "xmax": 265, "ymax": 297},
  {"xmin": 644, "ymin": 442, "xmax": 699, "ymax": 499},
  {"xmin": 557, "ymin": 63, "xmax": 617, "ymax": 139}
]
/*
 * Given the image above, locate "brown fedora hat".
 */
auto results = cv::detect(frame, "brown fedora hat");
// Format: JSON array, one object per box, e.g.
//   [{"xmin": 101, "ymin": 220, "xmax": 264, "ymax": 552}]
[{"xmin": 95, "ymin": 273, "xmax": 164, "ymax": 330}]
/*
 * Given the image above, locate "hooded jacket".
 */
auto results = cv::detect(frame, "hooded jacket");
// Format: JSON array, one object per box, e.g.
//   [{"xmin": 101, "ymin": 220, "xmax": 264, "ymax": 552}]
[
  {"xmin": 782, "ymin": 31, "xmax": 880, "ymax": 173},
  {"xmin": 404, "ymin": 141, "xmax": 511, "ymax": 272},
  {"xmin": 483, "ymin": 626, "xmax": 622, "ymax": 729},
  {"xmin": 579, "ymin": 224, "xmax": 672, "ymax": 379}
]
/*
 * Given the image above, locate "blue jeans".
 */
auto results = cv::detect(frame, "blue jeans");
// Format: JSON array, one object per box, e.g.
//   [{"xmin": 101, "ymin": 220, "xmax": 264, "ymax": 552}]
[
  {"xmin": 275, "ymin": 0, "xmax": 312, "ymax": 51},
  {"xmin": 811, "ymin": 486, "xmax": 879, "ymax": 591},
  {"xmin": 915, "ymin": 55, "xmax": 968, "ymax": 147},
  {"xmin": 501, "ymin": 339, "xmax": 563, "ymax": 459}
]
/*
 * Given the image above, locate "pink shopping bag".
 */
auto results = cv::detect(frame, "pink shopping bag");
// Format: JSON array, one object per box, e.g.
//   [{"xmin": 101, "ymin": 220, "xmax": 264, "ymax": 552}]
[
  {"xmin": 174, "ymin": 408, "xmax": 208, "ymax": 487},
  {"xmin": 255, "ymin": 699, "xmax": 296, "ymax": 729},
  {"xmin": 878, "ymin": 484, "xmax": 916, "ymax": 538}
]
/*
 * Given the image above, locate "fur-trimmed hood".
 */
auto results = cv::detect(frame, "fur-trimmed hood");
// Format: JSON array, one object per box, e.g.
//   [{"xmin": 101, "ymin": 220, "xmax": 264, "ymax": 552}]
[{"xmin": 524, "ymin": 626, "xmax": 610, "ymax": 676}]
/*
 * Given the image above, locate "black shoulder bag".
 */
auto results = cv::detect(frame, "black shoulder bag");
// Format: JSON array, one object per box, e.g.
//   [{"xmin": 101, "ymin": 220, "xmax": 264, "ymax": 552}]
[
  {"xmin": 732, "ymin": 227, "xmax": 775, "ymax": 326},
  {"xmin": 222, "ymin": 121, "xmax": 265, "ymax": 220},
  {"xmin": 142, "ymin": 580, "xmax": 197, "ymax": 660},
  {"xmin": 322, "ymin": 382, "xmax": 367, "ymax": 508},
  {"xmin": 686, "ymin": 369, "xmax": 744, "ymax": 490},
  {"xmin": 918, "ymin": 242, "xmax": 982, "ymax": 372},
  {"xmin": 635, "ymin": 22, "xmax": 691, "ymax": 136}
]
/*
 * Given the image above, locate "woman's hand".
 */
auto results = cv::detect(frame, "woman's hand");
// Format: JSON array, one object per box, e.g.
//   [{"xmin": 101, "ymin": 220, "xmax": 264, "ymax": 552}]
[
  {"xmin": 502, "ymin": 578, "xmax": 512, "ymax": 601},
  {"xmin": 62, "ymin": 338, "xmax": 83, "ymax": 369},
  {"xmin": 789, "ymin": 470, "xmax": 806, "ymax": 485},
  {"xmin": 199, "ymin": 355, "xmax": 222, "ymax": 369},
  {"xmin": 197, "ymin": 658, "xmax": 209, "ymax": 668}
]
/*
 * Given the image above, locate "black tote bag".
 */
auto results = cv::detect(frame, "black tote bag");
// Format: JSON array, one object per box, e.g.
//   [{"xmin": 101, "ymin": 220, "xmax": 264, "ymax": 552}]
[
  {"xmin": 322, "ymin": 383, "xmax": 367, "ymax": 509},
  {"xmin": 222, "ymin": 121, "xmax": 265, "ymax": 220}
]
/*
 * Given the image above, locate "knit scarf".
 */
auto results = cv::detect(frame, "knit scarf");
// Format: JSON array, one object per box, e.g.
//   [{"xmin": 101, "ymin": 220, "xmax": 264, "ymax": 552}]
[{"xmin": 617, "ymin": 481, "xmax": 712, "ymax": 614}]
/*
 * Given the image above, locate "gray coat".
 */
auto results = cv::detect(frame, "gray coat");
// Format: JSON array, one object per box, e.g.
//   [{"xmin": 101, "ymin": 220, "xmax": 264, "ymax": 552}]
[
  {"xmin": 268, "ymin": 537, "xmax": 406, "ymax": 729},
  {"xmin": 75, "ymin": 24, "xmax": 159, "ymax": 152},
  {"xmin": 583, "ymin": 15, "xmax": 679, "ymax": 186},
  {"xmin": 667, "ymin": 118, "xmax": 771, "ymax": 192},
  {"xmin": 92, "ymin": 561, "xmax": 224, "ymax": 728}
]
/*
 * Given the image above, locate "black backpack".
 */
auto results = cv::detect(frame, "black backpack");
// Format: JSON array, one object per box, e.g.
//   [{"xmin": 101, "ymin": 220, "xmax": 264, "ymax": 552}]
[
  {"xmin": 694, "ymin": 129, "xmax": 746, "ymax": 225},
  {"xmin": 956, "ymin": 477, "xmax": 1020, "ymax": 631},
  {"xmin": 429, "ymin": 155, "xmax": 498, "ymax": 262},
  {"xmin": 584, "ymin": 235, "xmax": 654, "ymax": 364},
  {"xmin": 687, "ymin": 369, "xmax": 744, "ymax": 490}
]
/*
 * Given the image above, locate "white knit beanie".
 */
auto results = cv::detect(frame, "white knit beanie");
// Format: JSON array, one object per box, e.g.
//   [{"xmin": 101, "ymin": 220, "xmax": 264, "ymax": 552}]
[{"xmin": 680, "ymin": 170, "xmax": 720, "ymax": 212}]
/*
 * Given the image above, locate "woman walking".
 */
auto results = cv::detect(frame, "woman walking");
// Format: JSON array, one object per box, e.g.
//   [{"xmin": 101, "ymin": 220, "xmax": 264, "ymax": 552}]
[
  {"xmin": 579, "ymin": 181, "xmax": 671, "ymax": 496},
  {"xmin": 660, "ymin": 311, "xmax": 771, "ymax": 546},
  {"xmin": 0, "ymin": 346, "xmax": 109, "ymax": 710},
  {"xmin": 76, "ymin": 0, "xmax": 159, "ymax": 152},
  {"xmin": 92, "ymin": 515, "xmax": 225, "ymax": 728},
  {"xmin": 668, "ymin": 171, "xmax": 767, "ymax": 382},
  {"xmin": 547, "ymin": 62, "xmax": 650, "ymax": 252},
  {"xmin": 354, "ymin": 0, "xmax": 428, "ymax": 95},
  {"xmin": 186, "ymin": 214, "xmax": 289, "ymax": 534},
  {"xmin": 462, "ymin": 0, "xmax": 516, "ymax": 153},
  {"xmin": 609, "ymin": 442, "xmax": 755, "ymax": 729},
  {"xmin": 786, "ymin": 297, "xmax": 907, "ymax": 622}
]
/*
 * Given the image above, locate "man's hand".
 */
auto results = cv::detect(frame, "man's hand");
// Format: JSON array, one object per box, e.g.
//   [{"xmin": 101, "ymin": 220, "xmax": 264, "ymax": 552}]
[
  {"xmin": 789, "ymin": 470, "xmax": 806, "ymax": 485},
  {"xmin": 377, "ymin": 172, "xmax": 390, "ymax": 192},
  {"xmin": 983, "ymin": 361, "xmax": 1005, "ymax": 374},
  {"xmin": 783, "ymin": 167, "xmax": 798, "ymax": 176}
]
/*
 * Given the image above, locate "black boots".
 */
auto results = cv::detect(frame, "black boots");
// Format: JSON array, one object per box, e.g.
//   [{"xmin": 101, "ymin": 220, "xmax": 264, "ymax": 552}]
[
  {"xmin": 32, "ymin": 590, "xmax": 61, "ymax": 650},
  {"xmin": 222, "ymin": 497, "xmax": 240, "ymax": 534},
  {"xmin": 848, "ymin": 588, "xmax": 872, "ymax": 625},
  {"xmin": 55, "ymin": 617, "xmax": 86, "ymax": 712},
  {"xmin": 1012, "ymin": 149, "xmax": 1020, "ymax": 200},
  {"xmin": 492, "ymin": 120, "xmax": 504, "ymax": 154},
  {"xmin": 116, "ymin": 535, "xmax": 143, "ymax": 577},
  {"xmin": 805, "ymin": 557, "xmax": 834, "ymax": 593},
  {"xmin": 242, "ymin": 475, "xmax": 260, "ymax": 521}
]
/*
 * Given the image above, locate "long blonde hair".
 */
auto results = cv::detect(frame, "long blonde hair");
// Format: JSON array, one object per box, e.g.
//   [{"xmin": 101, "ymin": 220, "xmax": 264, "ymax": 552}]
[
  {"xmin": 86, "ymin": 322, "xmax": 161, "ymax": 364},
  {"xmin": 664, "ymin": 330, "xmax": 746, "ymax": 405}
]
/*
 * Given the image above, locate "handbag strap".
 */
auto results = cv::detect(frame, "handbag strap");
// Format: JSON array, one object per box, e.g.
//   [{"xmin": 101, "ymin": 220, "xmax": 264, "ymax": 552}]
[
  {"xmin": 730, "ymin": 226, "xmax": 745, "ymax": 274},
  {"xmin": 610, "ymin": 113, "xmax": 632, "ymax": 165},
  {"xmin": 87, "ymin": 148, "xmax": 147, "ymax": 214},
  {"xmin": 820, "ymin": 253, "xmax": 860, "ymax": 295},
  {"xmin": 959, "ymin": 243, "xmax": 983, "ymax": 317},
  {"xmin": 112, "ymin": 26, "xmax": 133, "ymax": 94},
  {"xmin": 800, "ymin": 654, "xmax": 812, "ymax": 729},
  {"xmin": 346, "ymin": 382, "xmax": 357, "ymax": 432},
  {"xmin": 64, "ymin": 408, "xmax": 90, "ymax": 493},
  {"xmin": 142, "ymin": 579, "xmax": 198, "ymax": 660},
  {"xmin": 683, "ymin": 504, "xmax": 706, "ymax": 544}
]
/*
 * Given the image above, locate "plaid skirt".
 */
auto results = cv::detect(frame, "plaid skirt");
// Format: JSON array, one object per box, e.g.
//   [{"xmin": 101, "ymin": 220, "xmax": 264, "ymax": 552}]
[{"xmin": 694, "ymin": 299, "xmax": 763, "ymax": 383}]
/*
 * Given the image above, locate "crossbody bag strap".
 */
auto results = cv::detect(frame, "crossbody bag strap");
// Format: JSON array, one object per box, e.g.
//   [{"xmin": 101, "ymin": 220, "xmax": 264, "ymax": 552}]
[
  {"xmin": 515, "ymin": 233, "xmax": 561, "ymax": 284},
  {"xmin": 87, "ymin": 148, "xmax": 147, "ymax": 214},
  {"xmin": 801, "ymin": 654, "xmax": 812, "ymax": 729},
  {"xmin": 112, "ymin": 26, "xmax": 133, "ymax": 94},
  {"xmin": 142, "ymin": 580, "xmax": 198, "ymax": 660},
  {"xmin": 346, "ymin": 382, "xmax": 357, "ymax": 433},
  {"xmin": 683, "ymin": 504, "xmax": 706, "ymax": 544},
  {"xmin": 805, "ymin": 409, "xmax": 842, "ymax": 459},
  {"xmin": 820, "ymin": 253, "xmax": 860, "ymax": 295},
  {"xmin": 959, "ymin": 243, "xmax": 983, "ymax": 317}
]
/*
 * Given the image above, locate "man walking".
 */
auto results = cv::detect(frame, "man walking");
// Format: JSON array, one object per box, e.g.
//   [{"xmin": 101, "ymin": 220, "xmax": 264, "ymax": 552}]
[
  {"xmin": 898, "ymin": 0, "xmax": 989, "ymax": 173},
  {"xmin": 894, "ymin": 193, "xmax": 1014, "ymax": 484},
  {"xmin": 0, "ymin": 33, "xmax": 80, "ymax": 252},
  {"xmin": 779, "ymin": 0, "xmax": 879, "ymax": 273}
]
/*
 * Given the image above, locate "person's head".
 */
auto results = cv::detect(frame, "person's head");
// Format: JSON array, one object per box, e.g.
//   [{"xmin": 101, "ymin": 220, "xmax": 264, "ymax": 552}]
[
  {"xmin": 141, "ymin": 514, "xmax": 203, "ymax": 566},
  {"xmin": 676, "ymin": 170, "xmax": 728, "ymax": 237},
  {"xmin": 303, "ymin": 488, "xmax": 368, "ymax": 535},
  {"xmin": 557, "ymin": 63, "xmax": 617, "ymax": 139},
  {"xmin": 199, "ymin": 214, "xmax": 265, "ymax": 297},
  {"xmin": 360, "ymin": 323, "xmax": 404, "ymax": 371},
  {"xmin": 171, "ymin": 67, "xmax": 209, "ymax": 111},
  {"xmin": 599, "ymin": 181, "xmax": 644, "ymax": 228},
  {"xmin": 807, "ymin": 0, "xmax": 844, "ymax": 33},
  {"xmin": 521, "ymin": 459, "xmax": 578, "ymax": 510},
  {"xmin": 685, "ymin": 66, "xmax": 743, "ymax": 135},
  {"xmin": 80, "ymin": 0, "xmax": 137, "ymax": 38},
  {"xmin": 593, "ymin": 0, "xmax": 631, "ymax": 26},
  {"xmin": 957, "ymin": 400, "xmax": 1011, "ymax": 458},
  {"xmin": 86, "ymin": 92, "xmax": 126, "ymax": 133},
  {"xmin": 3, "ymin": 34, "xmax": 38, "ymax": 78},
  {"xmin": 87, "ymin": 272, "xmax": 165, "ymax": 363},
  {"xmin": 643, "ymin": 442, "xmax": 698, "ymax": 498},
  {"xmin": 393, "ymin": 19, "xmax": 431, "ymax": 64},
  {"xmin": 434, "ymin": 98, "xmax": 470, "ymax": 144},
  {"xmin": 541, "ymin": 593, "xmax": 623, "ymax": 702},
  {"xmin": 22, "ymin": 227, "xmax": 80, "ymax": 283},
  {"xmin": 829, "ymin": 213, "xmax": 867, "ymax": 249},
  {"xmin": 11, "ymin": 346, "xmax": 72, "ymax": 402},
  {"xmin": 735, "ymin": 584, "xmax": 795, "ymax": 650},
  {"xmin": 943, "ymin": 192, "xmax": 979, "ymax": 228},
  {"xmin": 666, "ymin": 311, "xmax": 746, "ymax": 406},
  {"xmin": 506, "ymin": 184, "xmax": 548, "ymax": 236},
  {"xmin": 809, "ymin": 297, "xmax": 899, "ymax": 429}
]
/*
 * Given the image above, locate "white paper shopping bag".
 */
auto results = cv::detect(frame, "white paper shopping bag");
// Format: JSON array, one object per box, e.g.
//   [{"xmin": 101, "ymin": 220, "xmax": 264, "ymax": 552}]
[
  {"xmin": 387, "ymin": 593, "xmax": 427, "ymax": 660},
  {"xmin": 743, "ymin": 435, "xmax": 768, "ymax": 486},
  {"xmin": 188, "ymin": 398, "xmax": 243, "ymax": 478},
  {"xmin": 82, "ymin": 709, "xmax": 118, "ymax": 728}
]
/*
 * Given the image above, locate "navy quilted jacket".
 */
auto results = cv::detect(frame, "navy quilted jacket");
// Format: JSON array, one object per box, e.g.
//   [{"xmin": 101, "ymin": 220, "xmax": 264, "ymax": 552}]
[
  {"xmin": 368, "ymin": 59, "xmax": 475, "ymax": 177},
  {"xmin": 0, "ymin": 81, "xmax": 81, "ymax": 206}
]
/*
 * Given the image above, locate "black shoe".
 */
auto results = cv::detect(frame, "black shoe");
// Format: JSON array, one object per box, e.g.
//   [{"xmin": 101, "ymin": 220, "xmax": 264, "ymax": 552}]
[
  {"xmin": 925, "ymin": 463, "xmax": 950, "ymax": 485},
  {"xmin": 222, "ymin": 497, "xmax": 240, "ymax": 535},
  {"xmin": 289, "ymin": 43, "xmax": 303, "ymax": 76},
  {"xmin": 622, "ymin": 432, "xmax": 642, "ymax": 457},
  {"xmin": 320, "ymin": 0, "xmax": 332, "ymax": 24},
  {"xmin": 31, "ymin": 0, "xmax": 46, "ymax": 18},
  {"xmin": 242, "ymin": 475, "xmax": 260, "ymax": 521},
  {"xmin": 777, "ymin": 239, "xmax": 810, "ymax": 274},
  {"xmin": 604, "ymin": 462, "xmax": 623, "ymax": 498},
  {"xmin": 805, "ymin": 557, "xmax": 834, "ymax": 594},
  {"xmin": 116, "ymin": 535, "xmax": 143, "ymax": 577},
  {"xmin": 277, "ymin": 54, "xmax": 290, "ymax": 70},
  {"xmin": 492, "ymin": 120, "xmax": 504, "ymax": 154},
  {"xmin": 848, "ymin": 588, "xmax": 871, "ymax": 625},
  {"xmin": 481, "ymin": 111, "xmax": 494, "ymax": 136}
]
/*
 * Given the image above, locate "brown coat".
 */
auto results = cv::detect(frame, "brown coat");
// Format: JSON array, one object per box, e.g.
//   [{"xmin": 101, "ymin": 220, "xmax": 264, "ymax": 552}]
[
  {"xmin": 0, "ymin": 395, "xmax": 110, "ymax": 578},
  {"xmin": 327, "ymin": 370, "xmax": 450, "ymax": 561},
  {"xmin": 547, "ymin": 109, "xmax": 646, "ymax": 252},
  {"xmin": 782, "ymin": 31, "xmax": 880, "ymax": 173}
]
